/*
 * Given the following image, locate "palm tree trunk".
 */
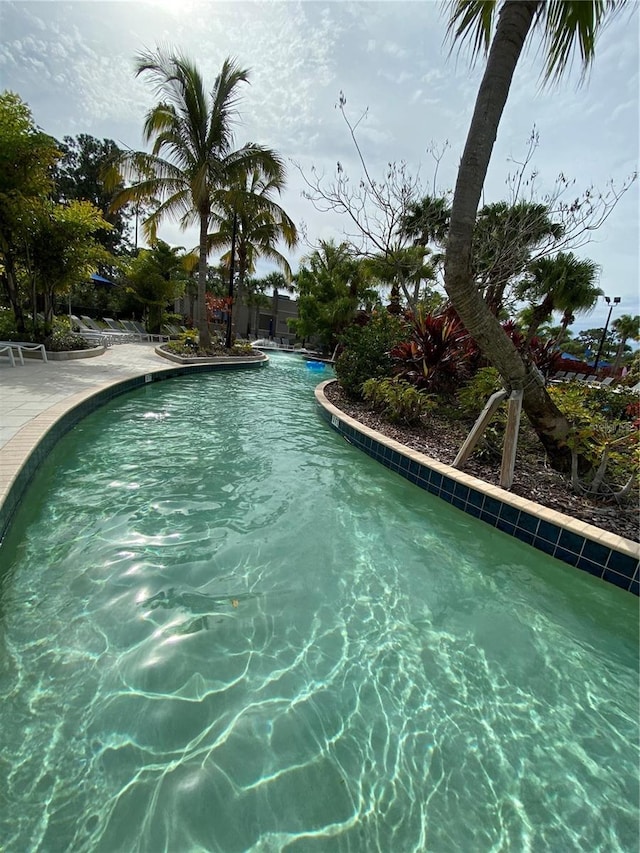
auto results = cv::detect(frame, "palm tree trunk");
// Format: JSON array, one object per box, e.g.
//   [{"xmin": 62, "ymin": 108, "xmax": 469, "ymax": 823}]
[
  {"xmin": 198, "ymin": 209, "xmax": 211, "ymax": 349},
  {"xmin": 612, "ymin": 338, "xmax": 626, "ymax": 374},
  {"xmin": 444, "ymin": 0, "xmax": 577, "ymax": 472},
  {"xmin": 525, "ymin": 295, "xmax": 553, "ymax": 344}
]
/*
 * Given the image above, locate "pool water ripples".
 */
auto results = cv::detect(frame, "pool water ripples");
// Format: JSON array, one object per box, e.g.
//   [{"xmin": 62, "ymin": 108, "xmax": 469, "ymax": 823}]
[{"xmin": 0, "ymin": 353, "xmax": 637, "ymax": 852}]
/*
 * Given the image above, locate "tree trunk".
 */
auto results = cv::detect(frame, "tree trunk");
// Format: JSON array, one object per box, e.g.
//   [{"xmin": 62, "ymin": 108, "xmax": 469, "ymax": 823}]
[
  {"xmin": 612, "ymin": 338, "xmax": 626, "ymax": 374},
  {"xmin": 198, "ymin": 208, "xmax": 211, "ymax": 349},
  {"xmin": 444, "ymin": 0, "xmax": 577, "ymax": 472},
  {"xmin": 0, "ymin": 242, "xmax": 26, "ymax": 333},
  {"xmin": 232, "ymin": 243, "xmax": 247, "ymax": 339},
  {"xmin": 525, "ymin": 294, "xmax": 553, "ymax": 344}
]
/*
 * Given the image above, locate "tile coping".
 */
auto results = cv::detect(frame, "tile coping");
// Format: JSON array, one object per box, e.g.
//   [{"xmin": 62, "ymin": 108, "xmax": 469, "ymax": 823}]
[{"xmin": 314, "ymin": 380, "xmax": 639, "ymax": 565}]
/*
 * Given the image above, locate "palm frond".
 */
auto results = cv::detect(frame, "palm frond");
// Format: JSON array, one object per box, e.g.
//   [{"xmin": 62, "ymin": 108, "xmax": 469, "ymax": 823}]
[
  {"xmin": 446, "ymin": 0, "xmax": 498, "ymax": 60},
  {"xmin": 540, "ymin": 0, "xmax": 624, "ymax": 83}
]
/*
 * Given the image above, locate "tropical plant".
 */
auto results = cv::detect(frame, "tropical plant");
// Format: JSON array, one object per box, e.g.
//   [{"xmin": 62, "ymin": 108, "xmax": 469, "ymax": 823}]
[
  {"xmin": 401, "ymin": 194, "xmax": 451, "ymax": 249},
  {"xmin": 443, "ymin": 0, "xmax": 627, "ymax": 471},
  {"xmin": 292, "ymin": 241, "xmax": 377, "ymax": 352},
  {"xmin": 611, "ymin": 314, "xmax": 640, "ymax": 373},
  {"xmin": 126, "ymin": 240, "xmax": 189, "ymax": 332},
  {"xmin": 113, "ymin": 49, "xmax": 285, "ymax": 349},
  {"xmin": 334, "ymin": 310, "xmax": 409, "ymax": 399},
  {"xmin": 517, "ymin": 251, "xmax": 601, "ymax": 344},
  {"xmin": 362, "ymin": 246, "xmax": 438, "ymax": 313},
  {"xmin": 362, "ymin": 377, "xmax": 436, "ymax": 425},
  {"xmin": 208, "ymin": 165, "xmax": 297, "ymax": 340},
  {"xmin": 44, "ymin": 315, "xmax": 93, "ymax": 352},
  {"xmin": 53, "ymin": 134, "xmax": 132, "ymax": 256},
  {"xmin": 457, "ymin": 366, "xmax": 504, "ymax": 420},
  {"xmin": 473, "ymin": 200, "xmax": 564, "ymax": 314},
  {"xmin": 22, "ymin": 199, "xmax": 113, "ymax": 335},
  {"xmin": 391, "ymin": 304, "xmax": 479, "ymax": 393},
  {"xmin": 0, "ymin": 91, "xmax": 60, "ymax": 332},
  {"xmin": 548, "ymin": 382, "xmax": 639, "ymax": 499}
]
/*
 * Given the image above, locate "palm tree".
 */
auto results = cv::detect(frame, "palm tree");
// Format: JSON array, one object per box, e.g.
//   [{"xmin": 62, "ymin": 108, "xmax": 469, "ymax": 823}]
[
  {"xmin": 113, "ymin": 49, "xmax": 285, "ymax": 349},
  {"xmin": 402, "ymin": 194, "xmax": 451, "ymax": 248},
  {"xmin": 473, "ymin": 201, "xmax": 564, "ymax": 314},
  {"xmin": 208, "ymin": 165, "xmax": 297, "ymax": 339},
  {"xmin": 444, "ymin": 0, "xmax": 624, "ymax": 471},
  {"xmin": 518, "ymin": 252, "xmax": 601, "ymax": 344},
  {"xmin": 612, "ymin": 313, "xmax": 640, "ymax": 373}
]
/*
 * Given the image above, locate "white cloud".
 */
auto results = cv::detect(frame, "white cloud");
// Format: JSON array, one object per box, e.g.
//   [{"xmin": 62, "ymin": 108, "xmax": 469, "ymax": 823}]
[{"xmin": 0, "ymin": 0, "xmax": 637, "ymax": 322}]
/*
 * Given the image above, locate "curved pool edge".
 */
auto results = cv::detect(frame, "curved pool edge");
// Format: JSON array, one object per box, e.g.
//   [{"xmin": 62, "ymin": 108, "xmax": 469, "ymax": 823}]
[
  {"xmin": 315, "ymin": 380, "xmax": 639, "ymax": 595},
  {"xmin": 0, "ymin": 356, "xmax": 268, "ymax": 545}
]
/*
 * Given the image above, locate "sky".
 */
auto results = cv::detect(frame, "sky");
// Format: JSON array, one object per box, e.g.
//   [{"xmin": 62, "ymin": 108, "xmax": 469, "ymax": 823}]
[{"xmin": 1, "ymin": 0, "xmax": 638, "ymax": 333}]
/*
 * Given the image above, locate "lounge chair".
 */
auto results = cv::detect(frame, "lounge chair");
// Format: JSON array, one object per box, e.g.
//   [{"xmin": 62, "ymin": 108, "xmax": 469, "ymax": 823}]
[
  {"xmin": 124, "ymin": 320, "xmax": 168, "ymax": 343},
  {"xmin": 84, "ymin": 315, "xmax": 135, "ymax": 342},
  {"xmin": 76, "ymin": 315, "xmax": 132, "ymax": 344},
  {"xmin": 0, "ymin": 343, "xmax": 17, "ymax": 367},
  {"xmin": 69, "ymin": 316, "xmax": 113, "ymax": 347},
  {"xmin": 162, "ymin": 323, "xmax": 184, "ymax": 338},
  {"xmin": 0, "ymin": 341, "xmax": 48, "ymax": 364},
  {"xmin": 103, "ymin": 318, "xmax": 136, "ymax": 341}
]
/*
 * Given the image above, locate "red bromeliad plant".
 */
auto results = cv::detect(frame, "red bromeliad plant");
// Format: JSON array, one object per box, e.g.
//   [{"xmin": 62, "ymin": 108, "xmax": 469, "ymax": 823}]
[{"xmin": 391, "ymin": 305, "xmax": 479, "ymax": 393}]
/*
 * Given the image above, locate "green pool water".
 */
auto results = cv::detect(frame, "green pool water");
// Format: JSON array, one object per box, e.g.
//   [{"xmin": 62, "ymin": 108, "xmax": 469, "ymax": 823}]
[{"xmin": 0, "ymin": 352, "xmax": 637, "ymax": 852}]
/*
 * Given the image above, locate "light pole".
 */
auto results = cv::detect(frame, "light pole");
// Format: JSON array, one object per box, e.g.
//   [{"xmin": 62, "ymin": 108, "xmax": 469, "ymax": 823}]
[{"xmin": 593, "ymin": 295, "xmax": 621, "ymax": 372}]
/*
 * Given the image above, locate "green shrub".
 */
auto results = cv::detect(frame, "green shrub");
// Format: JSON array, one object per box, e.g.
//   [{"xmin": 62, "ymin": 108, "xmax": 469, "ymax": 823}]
[
  {"xmin": 457, "ymin": 368, "xmax": 504, "ymax": 420},
  {"xmin": 163, "ymin": 330, "xmax": 254, "ymax": 357},
  {"xmin": 231, "ymin": 340, "xmax": 254, "ymax": 355},
  {"xmin": 549, "ymin": 383, "xmax": 638, "ymax": 424},
  {"xmin": 362, "ymin": 377, "xmax": 435, "ymax": 425},
  {"xmin": 335, "ymin": 311, "xmax": 408, "ymax": 399},
  {"xmin": 44, "ymin": 316, "xmax": 92, "ymax": 351}
]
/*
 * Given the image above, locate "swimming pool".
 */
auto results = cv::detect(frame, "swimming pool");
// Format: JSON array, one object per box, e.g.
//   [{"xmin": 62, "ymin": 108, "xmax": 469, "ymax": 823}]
[{"xmin": 0, "ymin": 352, "xmax": 638, "ymax": 851}]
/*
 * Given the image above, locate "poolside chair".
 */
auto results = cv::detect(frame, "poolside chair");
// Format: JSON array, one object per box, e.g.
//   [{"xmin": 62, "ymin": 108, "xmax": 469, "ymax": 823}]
[
  {"xmin": 122, "ymin": 319, "xmax": 168, "ymax": 343},
  {"xmin": 162, "ymin": 323, "xmax": 183, "ymax": 338},
  {"xmin": 79, "ymin": 315, "xmax": 133, "ymax": 343},
  {"xmin": 0, "ymin": 341, "xmax": 48, "ymax": 364},
  {"xmin": 103, "ymin": 318, "xmax": 136, "ymax": 341},
  {"xmin": 0, "ymin": 343, "xmax": 17, "ymax": 367},
  {"xmin": 69, "ymin": 315, "xmax": 113, "ymax": 347}
]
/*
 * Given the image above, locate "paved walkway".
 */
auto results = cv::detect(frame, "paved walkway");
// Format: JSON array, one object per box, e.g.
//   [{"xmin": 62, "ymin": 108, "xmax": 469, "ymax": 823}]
[{"xmin": 0, "ymin": 343, "xmax": 175, "ymax": 511}]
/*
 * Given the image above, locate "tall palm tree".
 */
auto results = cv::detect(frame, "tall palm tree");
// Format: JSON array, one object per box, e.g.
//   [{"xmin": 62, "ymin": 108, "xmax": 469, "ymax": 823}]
[
  {"xmin": 209, "ymin": 165, "xmax": 297, "ymax": 338},
  {"xmin": 518, "ymin": 252, "xmax": 601, "ymax": 344},
  {"xmin": 444, "ymin": 0, "xmax": 624, "ymax": 471},
  {"xmin": 612, "ymin": 313, "xmax": 640, "ymax": 373},
  {"xmin": 113, "ymin": 49, "xmax": 284, "ymax": 349}
]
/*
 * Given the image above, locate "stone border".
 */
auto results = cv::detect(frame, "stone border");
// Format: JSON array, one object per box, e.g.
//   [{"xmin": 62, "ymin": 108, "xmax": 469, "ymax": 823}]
[
  {"xmin": 45, "ymin": 346, "xmax": 106, "ymax": 360},
  {"xmin": 155, "ymin": 346, "xmax": 267, "ymax": 365},
  {"xmin": 0, "ymin": 357, "xmax": 267, "ymax": 543},
  {"xmin": 315, "ymin": 380, "xmax": 639, "ymax": 595}
]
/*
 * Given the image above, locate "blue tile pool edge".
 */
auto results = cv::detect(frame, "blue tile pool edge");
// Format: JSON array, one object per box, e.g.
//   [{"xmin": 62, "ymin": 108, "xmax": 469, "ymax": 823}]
[
  {"xmin": 315, "ymin": 380, "xmax": 639, "ymax": 596},
  {"xmin": 0, "ymin": 358, "xmax": 267, "ymax": 544}
]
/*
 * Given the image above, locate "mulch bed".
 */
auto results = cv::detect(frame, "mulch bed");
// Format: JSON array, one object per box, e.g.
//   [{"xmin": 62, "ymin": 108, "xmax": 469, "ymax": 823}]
[{"xmin": 324, "ymin": 382, "xmax": 639, "ymax": 543}]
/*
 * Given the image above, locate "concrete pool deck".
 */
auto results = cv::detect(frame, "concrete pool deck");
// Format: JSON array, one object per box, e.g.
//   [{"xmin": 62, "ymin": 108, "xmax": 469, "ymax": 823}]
[{"xmin": 0, "ymin": 344, "xmax": 200, "ymax": 526}]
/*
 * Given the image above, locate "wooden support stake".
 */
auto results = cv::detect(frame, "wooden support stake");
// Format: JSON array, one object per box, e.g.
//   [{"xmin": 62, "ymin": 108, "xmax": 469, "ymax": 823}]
[
  {"xmin": 453, "ymin": 389, "xmax": 508, "ymax": 469},
  {"xmin": 500, "ymin": 389, "xmax": 523, "ymax": 489}
]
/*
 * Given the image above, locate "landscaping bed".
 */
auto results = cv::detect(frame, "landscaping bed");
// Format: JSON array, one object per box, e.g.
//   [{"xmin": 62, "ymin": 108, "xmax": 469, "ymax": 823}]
[{"xmin": 325, "ymin": 382, "xmax": 639, "ymax": 543}]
